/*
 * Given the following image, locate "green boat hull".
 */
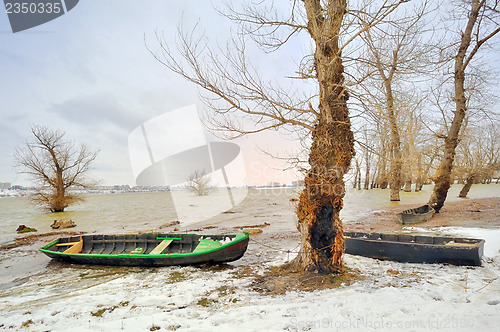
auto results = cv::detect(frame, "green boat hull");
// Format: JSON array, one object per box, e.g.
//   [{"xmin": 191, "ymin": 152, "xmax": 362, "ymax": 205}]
[{"xmin": 39, "ymin": 233, "xmax": 249, "ymax": 267}]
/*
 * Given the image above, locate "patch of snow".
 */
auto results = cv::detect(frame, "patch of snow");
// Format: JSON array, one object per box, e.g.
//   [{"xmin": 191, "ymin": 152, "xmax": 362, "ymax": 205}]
[{"xmin": 1, "ymin": 250, "xmax": 499, "ymax": 331}]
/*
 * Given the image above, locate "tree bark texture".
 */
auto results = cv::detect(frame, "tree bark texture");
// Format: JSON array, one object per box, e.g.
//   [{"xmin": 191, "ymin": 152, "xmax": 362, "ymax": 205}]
[
  {"xmin": 458, "ymin": 174, "xmax": 476, "ymax": 198},
  {"xmin": 378, "ymin": 143, "xmax": 389, "ymax": 189},
  {"xmin": 353, "ymin": 159, "xmax": 359, "ymax": 189},
  {"xmin": 415, "ymin": 154, "xmax": 423, "ymax": 192},
  {"xmin": 291, "ymin": 0, "xmax": 354, "ymax": 273},
  {"xmin": 384, "ymin": 74, "xmax": 402, "ymax": 201},
  {"xmin": 364, "ymin": 154, "xmax": 370, "ymax": 190}
]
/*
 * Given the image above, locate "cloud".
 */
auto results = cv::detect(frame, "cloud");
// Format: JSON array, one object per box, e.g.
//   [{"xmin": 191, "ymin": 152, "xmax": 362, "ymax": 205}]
[
  {"xmin": 47, "ymin": 92, "xmax": 139, "ymax": 130},
  {"xmin": 0, "ymin": 1, "xmax": 305, "ymax": 185},
  {"xmin": 0, "ymin": 123, "xmax": 24, "ymax": 183}
]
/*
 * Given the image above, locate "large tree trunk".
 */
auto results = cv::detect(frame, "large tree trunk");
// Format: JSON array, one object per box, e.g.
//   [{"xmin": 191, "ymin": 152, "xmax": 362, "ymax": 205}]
[
  {"xmin": 429, "ymin": 0, "xmax": 483, "ymax": 213},
  {"xmin": 415, "ymin": 154, "xmax": 423, "ymax": 192},
  {"xmin": 386, "ymin": 88, "xmax": 402, "ymax": 201},
  {"xmin": 357, "ymin": 160, "xmax": 362, "ymax": 190},
  {"xmin": 404, "ymin": 122, "xmax": 416, "ymax": 192},
  {"xmin": 403, "ymin": 179, "xmax": 412, "ymax": 192},
  {"xmin": 51, "ymin": 169, "xmax": 67, "ymax": 212},
  {"xmin": 50, "ymin": 151, "xmax": 67, "ymax": 212},
  {"xmin": 353, "ymin": 158, "xmax": 359, "ymax": 189},
  {"xmin": 364, "ymin": 153, "xmax": 370, "ymax": 190},
  {"xmin": 403, "ymin": 144, "xmax": 412, "ymax": 192},
  {"xmin": 378, "ymin": 143, "xmax": 389, "ymax": 189},
  {"xmin": 291, "ymin": 0, "xmax": 354, "ymax": 273},
  {"xmin": 458, "ymin": 174, "xmax": 476, "ymax": 198},
  {"xmin": 371, "ymin": 165, "xmax": 378, "ymax": 188},
  {"xmin": 428, "ymin": 102, "xmax": 466, "ymax": 212}
]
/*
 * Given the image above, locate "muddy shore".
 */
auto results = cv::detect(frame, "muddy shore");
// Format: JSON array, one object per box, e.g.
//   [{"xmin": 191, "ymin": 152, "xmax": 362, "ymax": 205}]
[{"xmin": 345, "ymin": 197, "xmax": 500, "ymax": 233}]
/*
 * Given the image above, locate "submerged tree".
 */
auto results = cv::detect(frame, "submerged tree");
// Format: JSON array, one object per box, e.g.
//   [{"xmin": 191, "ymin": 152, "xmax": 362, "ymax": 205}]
[
  {"xmin": 185, "ymin": 170, "xmax": 215, "ymax": 196},
  {"xmin": 428, "ymin": 0, "xmax": 500, "ymax": 212},
  {"xmin": 14, "ymin": 125, "xmax": 98, "ymax": 212},
  {"xmin": 151, "ymin": 0, "xmax": 406, "ymax": 272}
]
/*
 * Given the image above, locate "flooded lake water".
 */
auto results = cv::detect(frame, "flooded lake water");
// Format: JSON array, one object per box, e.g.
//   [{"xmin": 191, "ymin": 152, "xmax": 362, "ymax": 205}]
[{"xmin": 1, "ymin": 183, "xmax": 498, "ymax": 247}]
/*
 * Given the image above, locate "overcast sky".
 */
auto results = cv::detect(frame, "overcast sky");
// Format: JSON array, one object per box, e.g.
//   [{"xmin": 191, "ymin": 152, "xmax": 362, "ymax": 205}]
[
  {"xmin": 0, "ymin": 1, "xmax": 305, "ymax": 187},
  {"xmin": 3, "ymin": 1, "xmax": 498, "ymax": 188}
]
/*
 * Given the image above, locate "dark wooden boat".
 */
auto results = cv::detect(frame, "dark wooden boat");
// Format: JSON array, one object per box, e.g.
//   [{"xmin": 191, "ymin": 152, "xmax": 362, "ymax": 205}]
[
  {"xmin": 397, "ymin": 204, "xmax": 435, "ymax": 224},
  {"xmin": 344, "ymin": 232, "xmax": 484, "ymax": 266},
  {"xmin": 39, "ymin": 233, "xmax": 249, "ymax": 267}
]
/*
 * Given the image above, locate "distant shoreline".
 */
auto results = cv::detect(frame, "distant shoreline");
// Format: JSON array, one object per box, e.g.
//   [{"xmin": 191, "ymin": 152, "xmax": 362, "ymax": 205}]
[{"xmin": 0, "ymin": 185, "xmax": 302, "ymax": 198}]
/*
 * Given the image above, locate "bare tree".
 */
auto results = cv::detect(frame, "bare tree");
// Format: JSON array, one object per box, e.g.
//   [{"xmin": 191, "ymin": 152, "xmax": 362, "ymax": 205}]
[
  {"xmin": 354, "ymin": 126, "xmax": 375, "ymax": 190},
  {"xmin": 185, "ymin": 170, "xmax": 215, "ymax": 196},
  {"xmin": 14, "ymin": 125, "xmax": 98, "ymax": 212},
  {"xmin": 355, "ymin": 92, "xmax": 431, "ymax": 194},
  {"xmin": 372, "ymin": 119, "xmax": 390, "ymax": 189},
  {"xmin": 428, "ymin": 0, "xmax": 500, "ymax": 212},
  {"xmin": 150, "ymin": 0, "xmax": 407, "ymax": 273},
  {"xmin": 354, "ymin": 1, "xmax": 432, "ymax": 200},
  {"xmin": 455, "ymin": 124, "xmax": 499, "ymax": 197}
]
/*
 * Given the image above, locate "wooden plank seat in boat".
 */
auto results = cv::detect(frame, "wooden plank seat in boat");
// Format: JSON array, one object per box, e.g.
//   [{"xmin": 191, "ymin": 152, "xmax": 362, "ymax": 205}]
[
  {"xmin": 149, "ymin": 237, "xmax": 181, "ymax": 255},
  {"xmin": 57, "ymin": 237, "xmax": 83, "ymax": 254},
  {"xmin": 56, "ymin": 241, "xmax": 81, "ymax": 246},
  {"xmin": 149, "ymin": 239, "xmax": 173, "ymax": 255}
]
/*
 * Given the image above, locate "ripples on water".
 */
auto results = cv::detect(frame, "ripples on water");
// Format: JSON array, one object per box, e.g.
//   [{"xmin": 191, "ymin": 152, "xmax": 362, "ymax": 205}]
[{"xmin": 0, "ymin": 192, "xmax": 171, "ymax": 246}]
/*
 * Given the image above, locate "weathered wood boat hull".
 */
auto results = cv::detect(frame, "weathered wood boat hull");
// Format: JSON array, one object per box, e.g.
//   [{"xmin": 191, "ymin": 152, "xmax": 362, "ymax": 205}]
[
  {"xmin": 344, "ymin": 232, "xmax": 484, "ymax": 266},
  {"xmin": 397, "ymin": 204, "xmax": 435, "ymax": 224},
  {"xmin": 39, "ymin": 233, "xmax": 249, "ymax": 267}
]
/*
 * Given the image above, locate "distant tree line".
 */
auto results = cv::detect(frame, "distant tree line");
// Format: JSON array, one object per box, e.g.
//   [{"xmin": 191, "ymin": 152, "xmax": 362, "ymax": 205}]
[
  {"xmin": 348, "ymin": 0, "xmax": 500, "ymax": 210},
  {"xmin": 352, "ymin": 122, "xmax": 499, "ymax": 192}
]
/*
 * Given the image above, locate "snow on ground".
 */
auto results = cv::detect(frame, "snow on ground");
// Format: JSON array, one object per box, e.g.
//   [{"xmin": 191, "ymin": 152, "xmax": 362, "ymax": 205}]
[{"xmin": 1, "ymin": 242, "xmax": 499, "ymax": 332}]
